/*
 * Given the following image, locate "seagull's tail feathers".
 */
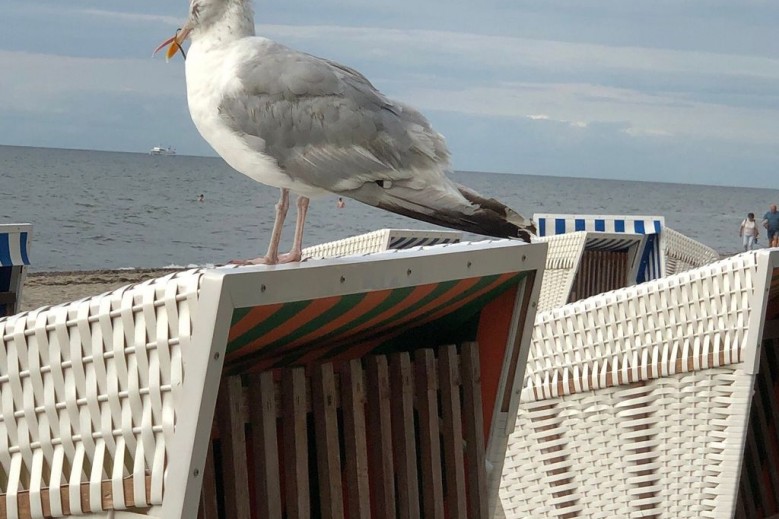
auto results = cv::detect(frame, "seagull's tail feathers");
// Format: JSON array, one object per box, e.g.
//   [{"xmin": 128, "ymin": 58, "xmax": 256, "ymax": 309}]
[
  {"xmin": 455, "ymin": 183, "xmax": 537, "ymax": 242},
  {"xmin": 349, "ymin": 180, "xmax": 537, "ymax": 242}
]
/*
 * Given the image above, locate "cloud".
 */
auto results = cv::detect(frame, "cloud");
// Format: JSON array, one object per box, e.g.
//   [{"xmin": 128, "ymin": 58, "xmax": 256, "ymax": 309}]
[
  {"xmin": 249, "ymin": 23, "xmax": 779, "ymax": 143},
  {"xmin": 256, "ymin": 23, "xmax": 779, "ymax": 80},
  {"xmin": 77, "ymin": 9, "xmax": 182, "ymax": 27},
  {"xmin": 3, "ymin": 1, "xmax": 779, "ymax": 184},
  {"xmin": 400, "ymin": 82, "xmax": 779, "ymax": 145},
  {"xmin": 0, "ymin": 50, "xmax": 185, "ymax": 110}
]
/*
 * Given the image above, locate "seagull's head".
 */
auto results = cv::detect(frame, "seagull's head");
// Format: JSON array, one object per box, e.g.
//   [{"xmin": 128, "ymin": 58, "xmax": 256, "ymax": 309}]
[{"xmin": 154, "ymin": 0, "xmax": 253, "ymax": 60}]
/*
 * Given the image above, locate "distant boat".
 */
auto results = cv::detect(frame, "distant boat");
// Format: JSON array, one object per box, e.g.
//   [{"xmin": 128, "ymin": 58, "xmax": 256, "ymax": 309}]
[{"xmin": 149, "ymin": 146, "xmax": 176, "ymax": 156}]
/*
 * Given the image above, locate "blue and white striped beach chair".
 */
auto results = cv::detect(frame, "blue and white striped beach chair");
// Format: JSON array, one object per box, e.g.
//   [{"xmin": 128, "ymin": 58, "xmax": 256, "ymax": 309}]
[
  {"xmin": 534, "ymin": 214, "xmax": 718, "ymax": 283},
  {"xmin": 0, "ymin": 224, "xmax": 32, "ymax": 317}
]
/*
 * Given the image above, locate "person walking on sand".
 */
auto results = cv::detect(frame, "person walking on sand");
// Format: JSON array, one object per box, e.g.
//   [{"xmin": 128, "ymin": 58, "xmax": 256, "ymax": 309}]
[
  {"xmin": 739, "ymin": 212, "xmax": 759, "ymax": 251},
  {"xmin": 336, "ymin": 197, "xmax": 345, "ymax": 209},
  {"xmin": 763, "ymin": 204, "xmax": 779, "ymax": 247}
]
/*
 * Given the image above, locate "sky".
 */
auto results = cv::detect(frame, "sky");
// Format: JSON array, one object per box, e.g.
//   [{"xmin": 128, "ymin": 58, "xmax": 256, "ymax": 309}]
[{"xmin": 1, "ymin": 0, "xmax": 778, "ymax": 186}]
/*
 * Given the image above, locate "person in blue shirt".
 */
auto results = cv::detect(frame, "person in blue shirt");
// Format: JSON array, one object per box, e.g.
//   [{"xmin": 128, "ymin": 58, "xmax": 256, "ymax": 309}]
[{"xmin": 763, "ymin": 204, "xmax": 779, "ymax": 247}]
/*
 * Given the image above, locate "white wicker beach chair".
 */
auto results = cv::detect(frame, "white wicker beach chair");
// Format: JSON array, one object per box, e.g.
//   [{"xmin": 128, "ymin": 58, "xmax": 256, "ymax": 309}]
[
  {"xmin": 534, "ymin": 214, "xmax": 720, "ymax": 285},
  {"xmin": 301, "ymin": 228, "xmax": 461, "ymax": 259},
  {"xmin": 0, "ymin": 239, "xmax": 545, "ymax": 519},
  {"xmin": 535, "ymin": 232, "xmax": 644, "ymax": 312},
  {"xmin": 500, "ymin": 249, "xmax": 779, "ymax": 519},
  {"xmin": 664, "ymin": 226, "xmax": 720, "ymax": 275},
  {"xmin": 0, "ymin": 225, "xmax": 32, "ymax": 318}
]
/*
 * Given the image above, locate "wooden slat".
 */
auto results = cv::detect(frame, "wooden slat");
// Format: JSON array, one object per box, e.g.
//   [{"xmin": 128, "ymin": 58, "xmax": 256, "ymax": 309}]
[
  {"xmin": 415, "ymin": 348, "xmax": 444, "ymax": 519},
  {"xmin": 0, "ymin": 475, "xmax": 151, "ymax": 518},
  {"xmin": 461, "ymin": 342, "xmax": 488, "ymax": 519},
  {"xmin": 198, "ymin": 440, "xmax": 219, "ymax": 519},
  {"xmin": 216, "ymin": 375, "xmax": 251, "ymax": 519},
  {"xmin": 313, "ymin": 362, "xmax": 345, "ymax": 519},
  {"xmin": 249, "ymin": 371, "xmax": 282, "ymax": 518},
  {"xmin": 390, "ymin": 352, "xmax": 420, "ymax": 519},
  {"xmin": 439, "ymin": 345, "xmax": 467, "ymax": 518},
  {"xmin": 282, "ymin": 367, "xmax": 310, "ymax": 519},
  {"xmin": 366, "ymin": 355, "xmax": 397, "ymax": 519},
  {"xmin": 341, "ymin": 359, "xmax": 372, "ymax": 518}
]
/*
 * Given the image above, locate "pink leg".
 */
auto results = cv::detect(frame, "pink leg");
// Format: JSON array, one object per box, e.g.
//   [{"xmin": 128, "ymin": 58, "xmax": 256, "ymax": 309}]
[
  {"xmin": 277, "ymin": 196, "xmax": 310, "ymax": 264},
  {"xmin": 230, "ymin": 188, "xmax": 289, "ymax": 265}
]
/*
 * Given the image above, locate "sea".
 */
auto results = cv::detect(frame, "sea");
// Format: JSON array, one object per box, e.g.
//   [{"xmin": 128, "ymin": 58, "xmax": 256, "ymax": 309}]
[{"xmin": 1, "ymin": 145, "xmax": 776, "ymax": 272}]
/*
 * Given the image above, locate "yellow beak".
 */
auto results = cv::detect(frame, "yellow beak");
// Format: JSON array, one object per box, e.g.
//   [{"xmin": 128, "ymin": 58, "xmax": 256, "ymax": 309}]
[{"xmin": 153, "ymin": 26, "xmax": 191, "ymax": 61}]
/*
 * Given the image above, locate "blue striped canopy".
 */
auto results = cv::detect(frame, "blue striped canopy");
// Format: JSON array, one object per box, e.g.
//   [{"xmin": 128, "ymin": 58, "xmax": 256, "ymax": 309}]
[
  {"xmin": 536, "ymin": 215, "xmax": 664, "ymax": 237},
  {"xmin": 0, "ymin": 229, "xmax": 31, "ymax": 267},
  {"xmin": 535, "ymin": 214, "xmax": 666, "ymax": 283}
]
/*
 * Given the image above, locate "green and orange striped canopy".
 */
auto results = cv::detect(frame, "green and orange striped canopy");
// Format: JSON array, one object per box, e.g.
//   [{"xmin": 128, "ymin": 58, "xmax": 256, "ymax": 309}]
[{"xmin": 224, "ymin": 272, "xmax": 526, "ymax": 373}]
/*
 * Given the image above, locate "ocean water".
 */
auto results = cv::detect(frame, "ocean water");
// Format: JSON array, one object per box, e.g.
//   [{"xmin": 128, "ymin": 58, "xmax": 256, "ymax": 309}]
[{"xmin": 1, "ymin": 145, "xmax": 776, "ymax": 272}]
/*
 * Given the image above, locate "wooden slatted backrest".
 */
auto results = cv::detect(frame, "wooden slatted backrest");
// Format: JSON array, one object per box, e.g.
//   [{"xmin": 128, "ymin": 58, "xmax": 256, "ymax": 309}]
[
  {"xmin": 568, "ymin": 249, "xmax": 629, "ymax": 303},
  {"xmin": 202, "ymin": 343, "xmax": 488, "ymax": 519}
]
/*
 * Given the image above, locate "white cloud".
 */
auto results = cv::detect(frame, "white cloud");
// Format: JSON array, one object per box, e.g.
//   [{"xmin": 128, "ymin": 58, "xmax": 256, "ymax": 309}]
[
  {"xmin": 249, "ymin": 23, "xmax": 779, "ymax": 143},
  {"xmin": 77, "ymin": 8, "xmax": 182, "ymax": 27},
  {"xmin": 3, "ymin": 3, "xmax": 779, "ymax": 183},
  {"xmin": 0, "ymin": 51, "xmax": 185, "ymax": 113},
  {"xmin": 257, "ymin": 24, "xmax": 779, "ymax": 81},
  {"xmin": 399, "ymin": 81, "xmax": 779, "ymax": 144}
]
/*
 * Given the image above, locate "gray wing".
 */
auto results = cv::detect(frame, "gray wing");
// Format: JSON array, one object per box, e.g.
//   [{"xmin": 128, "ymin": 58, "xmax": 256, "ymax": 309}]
[{"xmin": 218, "ymin": 40, "xmax": 452, "ymax": 192}]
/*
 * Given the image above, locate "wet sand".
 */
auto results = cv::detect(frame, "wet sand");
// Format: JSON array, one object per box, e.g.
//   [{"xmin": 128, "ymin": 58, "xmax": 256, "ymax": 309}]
[{"xmin": 20, "ymin": 268, "xmax": 184, "ymax": 312}]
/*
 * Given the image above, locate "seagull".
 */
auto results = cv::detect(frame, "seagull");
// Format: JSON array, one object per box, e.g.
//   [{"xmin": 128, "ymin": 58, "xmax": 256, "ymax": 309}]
[{"xmin": 155, "ymin": 0, "xmax": 536, "ymax": 265}]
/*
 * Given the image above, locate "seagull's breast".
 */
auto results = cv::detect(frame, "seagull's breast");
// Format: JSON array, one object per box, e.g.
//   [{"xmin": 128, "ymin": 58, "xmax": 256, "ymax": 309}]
[{"xmin": 184, "ymin": 39, "xmax": 322, "ymax": 195}]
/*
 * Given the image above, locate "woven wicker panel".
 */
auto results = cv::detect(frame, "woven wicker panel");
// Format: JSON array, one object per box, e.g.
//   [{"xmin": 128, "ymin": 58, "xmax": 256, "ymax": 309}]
[
  {"xmin": 301, "ymin": 229, "xmax": 461, "ymax": 260},
  {"xmin": 664, "ymin": 227, "xmax": 720, "ymax": 276},
  {"xmin": 524, "ymin": 252, "xmax": 758, "ymax": 401},
  {"xmin": 502, "ymin": 367, "xmax": 752, "ymax": 518},
  {"xmin": 501, "ymin": 252, "xmax": 762, "ymax": 518},
  {"xmin": 0, "ymin": 269, "xmax": 202, "ymax": 517},
  {"xmin": 302, "ymin": 229, "xmax": 391, "ymax": 259},
  {"xmin": 534, "ymin": 232, "xmax": 587, "ymax": 312}
]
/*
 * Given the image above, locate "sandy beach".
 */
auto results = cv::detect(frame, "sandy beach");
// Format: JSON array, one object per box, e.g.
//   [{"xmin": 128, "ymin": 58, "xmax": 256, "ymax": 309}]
[{"xmin": 19, "ymin": 268, "xmax": 184, "ymax": 312}]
